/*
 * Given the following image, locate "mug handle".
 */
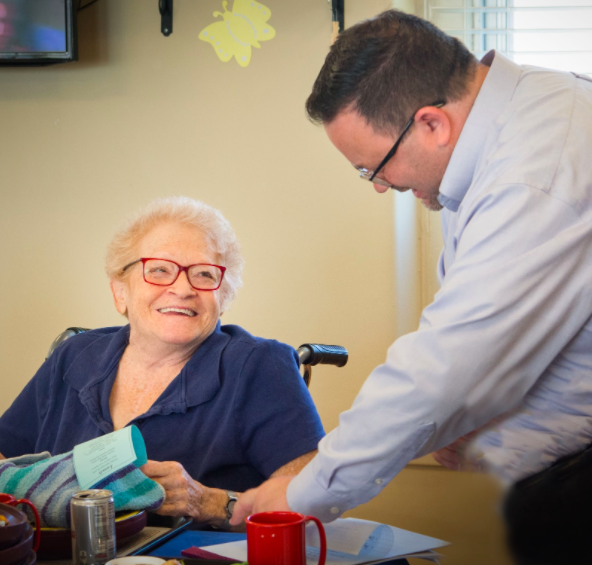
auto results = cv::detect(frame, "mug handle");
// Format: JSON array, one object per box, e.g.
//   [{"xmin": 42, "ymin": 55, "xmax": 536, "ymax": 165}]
[
  {"xmin": 15, "ymin": 498, "xmax": 41, "ymax": 553},
  {"xmin": 305, "ymin": 516, "xmax": 326, "ymax": 565}
]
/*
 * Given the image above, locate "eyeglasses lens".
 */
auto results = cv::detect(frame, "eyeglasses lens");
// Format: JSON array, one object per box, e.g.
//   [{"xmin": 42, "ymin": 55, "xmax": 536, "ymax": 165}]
[
  {"xmin": 144, "ymin": 259, "xmax": 222, "ymax": 289},
  {"xmin": 188, "ymin": 264, "xmax": 222, "ymax": 289},
  {"xmin": 357, "ymin": 168, "xmax": 392, "ymax": 188}
]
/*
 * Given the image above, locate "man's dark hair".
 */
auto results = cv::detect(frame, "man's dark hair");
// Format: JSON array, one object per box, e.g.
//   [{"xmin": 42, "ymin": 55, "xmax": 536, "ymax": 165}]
[{"xmin": 305, "ymin": 10, "xmax": 478, "ymax": 134}]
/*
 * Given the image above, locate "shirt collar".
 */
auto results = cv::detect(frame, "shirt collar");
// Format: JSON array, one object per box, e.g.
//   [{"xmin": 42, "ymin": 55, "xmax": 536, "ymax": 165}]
[
  {"xmin": 63, "ymin": 325, "xmax": 129, "ymax": 392},
  {"xmin": 64, "ymin": 321, "xmax": 231, "ymax": 416},
  {"xmin": 438, "ymin": 50, "xmax": 522, "ymax": 212},
  {"xmin": 183, "ymin": 321, "xmax": 230, "ymax": 407}
]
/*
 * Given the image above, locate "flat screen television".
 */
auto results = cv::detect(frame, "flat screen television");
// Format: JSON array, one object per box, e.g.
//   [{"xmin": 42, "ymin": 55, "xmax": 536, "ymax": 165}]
[{"xmin": 0, "ymin": 0, "xmax": 77, "ymax": 66}]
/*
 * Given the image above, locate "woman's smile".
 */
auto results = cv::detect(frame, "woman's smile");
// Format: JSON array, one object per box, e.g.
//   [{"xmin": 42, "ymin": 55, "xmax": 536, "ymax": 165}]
[{"xmin": 157, "ymin": 307, "xmax": 197, "ymax": 317}]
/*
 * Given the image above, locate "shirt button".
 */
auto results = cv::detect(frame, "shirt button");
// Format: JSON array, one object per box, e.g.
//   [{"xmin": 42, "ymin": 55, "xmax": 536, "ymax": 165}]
[
  {"xmin": 375, "ymin": 478, "xmax": 383, "ymax": 485},
  {"xmin": 330, "ymin": 507, "xmax": 339, "ymax": 515}
]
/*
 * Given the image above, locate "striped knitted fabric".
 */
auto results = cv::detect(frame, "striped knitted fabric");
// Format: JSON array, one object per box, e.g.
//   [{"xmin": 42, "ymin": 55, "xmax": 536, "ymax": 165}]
[{"xmin": 0, "ymin": 451, "xmax": 165, "ymax": 528}]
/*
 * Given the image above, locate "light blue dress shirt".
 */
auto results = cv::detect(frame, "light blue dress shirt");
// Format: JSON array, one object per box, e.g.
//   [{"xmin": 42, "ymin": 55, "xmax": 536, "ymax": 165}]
[{"xmin": 288, "ymin": 51, "xmax": 592, "ymax": 521}]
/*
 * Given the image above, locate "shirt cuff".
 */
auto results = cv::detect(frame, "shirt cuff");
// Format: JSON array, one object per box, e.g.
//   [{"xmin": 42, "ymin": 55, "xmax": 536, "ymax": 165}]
[{"xmin": 286, "ymin": 458, "xmax": 349, "ymax": 523}]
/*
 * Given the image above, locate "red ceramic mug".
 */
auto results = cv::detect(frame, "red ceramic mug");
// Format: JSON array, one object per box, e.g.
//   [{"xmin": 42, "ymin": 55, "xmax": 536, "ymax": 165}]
[
  {"xmin": 246, "ymin": 511, "xmax": 326, "ymax": 565},
  {"xmin": 0, "ymin": 493, "xmax": 41, "ymax": 552}
]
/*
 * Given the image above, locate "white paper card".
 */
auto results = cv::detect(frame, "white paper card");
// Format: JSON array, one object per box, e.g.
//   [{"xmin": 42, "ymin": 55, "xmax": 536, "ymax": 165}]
[{"xmin": 73, "ymin": 427, "xmax": 137, "ymax": 490}]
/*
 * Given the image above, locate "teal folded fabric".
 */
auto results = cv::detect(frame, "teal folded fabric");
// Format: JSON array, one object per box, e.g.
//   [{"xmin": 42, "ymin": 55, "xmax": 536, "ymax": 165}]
[{"xmin": 0, "ymin": 444, "xmax": 165, "ymax": 528}]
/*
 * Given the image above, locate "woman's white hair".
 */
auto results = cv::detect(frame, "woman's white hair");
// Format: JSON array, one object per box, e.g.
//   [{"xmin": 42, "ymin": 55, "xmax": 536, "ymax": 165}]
[{"xmin": 106, "ymin": 196, "xmax": 243, "ymax": 312}]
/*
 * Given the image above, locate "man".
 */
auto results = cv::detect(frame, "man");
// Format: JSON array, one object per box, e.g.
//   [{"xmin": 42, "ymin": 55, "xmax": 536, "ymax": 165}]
[{"xmin": 231, "ymin": 9, "xmax": 592, "ymax": 558}]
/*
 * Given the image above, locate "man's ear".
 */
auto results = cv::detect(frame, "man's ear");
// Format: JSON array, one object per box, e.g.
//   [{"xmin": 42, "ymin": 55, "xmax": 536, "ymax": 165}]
[
  {"xmin": 415, "ymin": 106, "xmax": 451, "ymax": 148},
  {"xmin": 110, "ymin": 279, "xmax": 128, "ymax": 316}
]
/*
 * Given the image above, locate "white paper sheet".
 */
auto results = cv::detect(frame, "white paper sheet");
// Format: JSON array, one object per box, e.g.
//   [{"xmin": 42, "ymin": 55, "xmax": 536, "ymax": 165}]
[{"xmin": 202, "ymin": 517, "xmax": 449, "ymax": 565}]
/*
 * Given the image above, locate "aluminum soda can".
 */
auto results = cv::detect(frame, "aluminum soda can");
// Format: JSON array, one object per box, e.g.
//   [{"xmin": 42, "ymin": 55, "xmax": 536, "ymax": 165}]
[{"xmin": 71, "ymin": 489, "xmax": 116, "ymax": 565}]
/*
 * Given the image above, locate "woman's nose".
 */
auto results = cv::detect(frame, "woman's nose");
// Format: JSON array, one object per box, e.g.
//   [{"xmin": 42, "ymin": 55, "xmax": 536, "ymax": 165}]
[{"xmin": 170, "ymin": 270, "xmax": 196, "ymax": 295}]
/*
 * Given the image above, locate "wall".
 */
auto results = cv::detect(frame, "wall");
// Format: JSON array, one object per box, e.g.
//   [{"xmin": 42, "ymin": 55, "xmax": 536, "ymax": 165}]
[
  {"xmin": 0, "ymin": 2, "xmax": 511, "ymax": 563},
  {"xmin": 0, "ymin": 0, "xmax": 395, "ymax": 433}
]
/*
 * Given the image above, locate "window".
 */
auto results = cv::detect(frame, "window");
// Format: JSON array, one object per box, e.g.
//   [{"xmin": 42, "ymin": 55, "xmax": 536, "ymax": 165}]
[{"xmin": 425, "ymin": 0, "xmax": 592, "ymax": 75}]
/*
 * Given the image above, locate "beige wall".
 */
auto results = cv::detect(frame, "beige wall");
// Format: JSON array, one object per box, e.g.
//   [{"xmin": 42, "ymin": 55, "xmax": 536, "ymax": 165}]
[
  {"xmin": 0, "ymin": 2, "xmax": 511, "ymax": 564},
  {"xmin": 0, "ymin": 0, "xmax": 395, "ymax": 430}
]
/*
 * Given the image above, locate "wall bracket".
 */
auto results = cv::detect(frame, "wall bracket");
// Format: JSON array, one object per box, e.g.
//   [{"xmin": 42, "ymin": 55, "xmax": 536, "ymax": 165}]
[
  {"xmin": 159, "ymin": 0, "xmax": 173, "ymax": 37},
  {"xmin": 332, "ymin": 0, "xmax": 344, "ymax": 33}
]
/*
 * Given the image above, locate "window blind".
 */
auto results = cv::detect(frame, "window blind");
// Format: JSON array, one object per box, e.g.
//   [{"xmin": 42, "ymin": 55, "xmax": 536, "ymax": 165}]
[{"xmin": 424, "ymin": 0, "xmax": 592, "ymax": 75}]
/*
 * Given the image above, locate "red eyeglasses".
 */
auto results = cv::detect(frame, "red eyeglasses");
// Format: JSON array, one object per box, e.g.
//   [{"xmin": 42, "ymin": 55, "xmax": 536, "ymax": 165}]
[{"xmin": 122, "ymin": 258, "xmax": 226, "ymax": 291}]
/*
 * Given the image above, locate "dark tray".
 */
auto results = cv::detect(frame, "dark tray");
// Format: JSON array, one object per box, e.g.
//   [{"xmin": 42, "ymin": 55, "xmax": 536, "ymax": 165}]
[{"xmin": 37, "ymin": 510, "xmax": 147, "ymax": 560}]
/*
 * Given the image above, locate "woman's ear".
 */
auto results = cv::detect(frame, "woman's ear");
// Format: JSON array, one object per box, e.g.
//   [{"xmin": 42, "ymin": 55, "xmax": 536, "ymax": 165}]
[{"xmin": 110, "ymin": 279, "xmax": 128, "ymax": 316}]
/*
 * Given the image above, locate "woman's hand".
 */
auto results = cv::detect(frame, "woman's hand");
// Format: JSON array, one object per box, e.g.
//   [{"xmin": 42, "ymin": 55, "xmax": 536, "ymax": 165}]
[{"xmin": 141, "ymin": 460, "xmax": 229, "ymax": 527}]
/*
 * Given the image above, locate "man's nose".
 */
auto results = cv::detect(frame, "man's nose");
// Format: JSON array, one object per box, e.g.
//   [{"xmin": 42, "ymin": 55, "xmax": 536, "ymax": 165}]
[{"xmin": 373, "ymin": 182, "xmax": 390, "ymax": 194}]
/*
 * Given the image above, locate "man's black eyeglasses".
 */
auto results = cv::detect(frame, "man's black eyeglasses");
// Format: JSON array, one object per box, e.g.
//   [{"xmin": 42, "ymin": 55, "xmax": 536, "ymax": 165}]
[{"xmin": 355, "ymin": 101, "xmax": 446, "ymax": 189}]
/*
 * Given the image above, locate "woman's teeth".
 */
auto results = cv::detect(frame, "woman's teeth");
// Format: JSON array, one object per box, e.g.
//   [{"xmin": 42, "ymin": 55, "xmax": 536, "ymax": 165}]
[{"xmin": 158, "ymin": 308, "xmax": 196, "ymax": 317}]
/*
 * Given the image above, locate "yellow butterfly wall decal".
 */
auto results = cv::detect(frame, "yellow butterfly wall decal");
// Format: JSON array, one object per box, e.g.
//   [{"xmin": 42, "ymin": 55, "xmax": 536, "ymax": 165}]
[{"xmin": 199, "ymin": 0, "xmax": 276, "ymax": 68}]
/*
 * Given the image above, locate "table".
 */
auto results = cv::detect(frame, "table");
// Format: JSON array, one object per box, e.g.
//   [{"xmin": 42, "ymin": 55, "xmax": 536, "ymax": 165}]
[{"xmin": 38, "ymin": 529, "xmax": 410, "ymax": 564}]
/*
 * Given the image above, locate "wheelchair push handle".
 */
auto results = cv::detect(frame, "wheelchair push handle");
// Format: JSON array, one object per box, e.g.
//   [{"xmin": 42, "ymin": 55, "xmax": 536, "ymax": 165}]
[
  {"xmin": 46, "ymin": 327, "xmax": 90, "ymax": 359},
  {"xmin": 297, "ymin": 344, "xmax": 348, "ymax": 368}
]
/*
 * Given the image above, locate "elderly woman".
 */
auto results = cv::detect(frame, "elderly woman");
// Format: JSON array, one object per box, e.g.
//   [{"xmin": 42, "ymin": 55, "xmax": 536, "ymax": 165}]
[{"xmin": 0, "ymin": 196, "xmax": 325, "ymax": 528}]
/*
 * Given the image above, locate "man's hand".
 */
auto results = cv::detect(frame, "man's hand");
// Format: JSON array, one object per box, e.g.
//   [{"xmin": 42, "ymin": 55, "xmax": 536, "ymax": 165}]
[
  {"xmin": 432, "ymin": 431, "xmax": 483, "ymax": 471},
  {"xmin": 141, "ymin": 460, "xmax": 228, "ymax": 526},
  {"xmin": 230, "ymin": 475, "xmax": 294, "ymax": 526},
  {"xmin": 432, "ymin": 440, "xmax": 466, "ymax": 470}
]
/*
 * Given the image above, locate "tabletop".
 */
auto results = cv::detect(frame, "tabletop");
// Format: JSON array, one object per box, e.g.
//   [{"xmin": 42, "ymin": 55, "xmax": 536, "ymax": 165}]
[{"xmin": 38, "ymin": 529, "xmax": 410, "ymax": 564}]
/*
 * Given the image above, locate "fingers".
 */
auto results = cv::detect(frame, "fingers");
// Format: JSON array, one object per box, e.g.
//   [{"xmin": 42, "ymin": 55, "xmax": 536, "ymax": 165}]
[
  {"xmin": 231, "ymin": 488, "xmax": 256, "ymax": 526},
  {"xmin": 432, "ymin": 447, "xmax": 462, "ymax": 470},
  {"xmin": 141, "ymin": 460, "xmax": 176, "ymax": 478},
  {"xmin": 152, "ymin": 486, "xmax": 192, "ymax": 517},
  {"xmin": 141, "ymin": 460, "xmax": 196, "ymax": 516},
  {"xmin": 230, "ymin": 476, "xmax": 293, "ymax": 526},
  {"xmin": 142, "ymin": 461, "xmax": 186, "ymax": 485},
  {"xmin": 432, "ymin": 435, "xmax": 486, "ymax": 472},
  {"xmin": 153, "ymin": 502, "xmax": 179, "ymax": 516}
]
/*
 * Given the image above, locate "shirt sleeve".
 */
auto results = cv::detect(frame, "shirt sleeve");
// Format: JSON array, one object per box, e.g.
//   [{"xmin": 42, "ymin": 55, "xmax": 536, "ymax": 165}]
[
  {"xmin": 288, "ymin": 184, "xmax": 592, "ymax": 522},
  {"xmin": 0, "ymin": 355, "xmax": 56, "ymax": 458},
  {"xmin": 234, "ymin": 340, "xmax": 325, "ymax": 478}
]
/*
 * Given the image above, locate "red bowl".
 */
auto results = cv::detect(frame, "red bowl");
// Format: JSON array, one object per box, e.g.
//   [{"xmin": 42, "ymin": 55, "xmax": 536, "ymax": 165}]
[
  {"xmin": 37, "ymin": 509, "xmax": 147, "ymax": 561},
  {"xmin": 0, "ymin": 524, "xmax": 33, "ymax": 565},
  {"xmin": 0, "ymin": 503, "xmax": 29, "ymax": 551}
]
